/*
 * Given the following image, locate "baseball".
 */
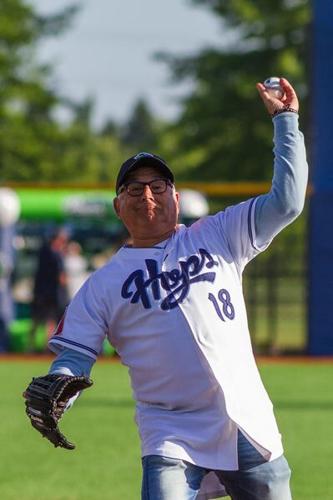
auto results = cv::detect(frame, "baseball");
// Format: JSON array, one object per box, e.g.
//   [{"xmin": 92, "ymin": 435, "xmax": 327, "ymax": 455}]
[{"xmin": 263, "ymin": 77, "xmax": 284, "ymax": 99}]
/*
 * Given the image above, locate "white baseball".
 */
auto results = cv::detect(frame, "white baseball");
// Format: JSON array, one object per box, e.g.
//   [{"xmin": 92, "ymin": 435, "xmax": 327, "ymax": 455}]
[{"xmin": 263, "ymin": 77, "xmax": 284, "ymax": 99}]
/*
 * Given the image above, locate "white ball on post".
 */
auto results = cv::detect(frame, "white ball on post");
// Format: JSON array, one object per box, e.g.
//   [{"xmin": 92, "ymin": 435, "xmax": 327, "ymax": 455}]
[{"xmin": 0, "ymin": 188, "xmax": 21, "ymax": 227}]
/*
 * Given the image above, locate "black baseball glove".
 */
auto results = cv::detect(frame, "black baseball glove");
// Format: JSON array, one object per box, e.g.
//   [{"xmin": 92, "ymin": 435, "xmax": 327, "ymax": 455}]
[{"xmin": 23, "ymin": 374, "xmax": 93, "ymax": 450}]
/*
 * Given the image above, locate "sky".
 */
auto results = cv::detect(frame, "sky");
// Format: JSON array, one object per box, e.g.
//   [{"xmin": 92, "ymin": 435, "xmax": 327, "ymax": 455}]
[{"xmin": 30, "ymin": 0, "xmax": 226, "ymax": 127}]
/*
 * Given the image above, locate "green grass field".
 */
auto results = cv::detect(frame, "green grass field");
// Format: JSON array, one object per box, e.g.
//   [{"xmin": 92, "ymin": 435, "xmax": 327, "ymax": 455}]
[{"xmin": 1, "ymin": 358, "xmax": 332, "ymax": 499}]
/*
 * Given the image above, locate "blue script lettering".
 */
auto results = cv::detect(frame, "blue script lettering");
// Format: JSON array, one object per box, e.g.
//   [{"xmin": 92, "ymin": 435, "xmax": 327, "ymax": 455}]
[{"xmin": 121, "ymin": 248, "xmax": 218, "ymax": 310}]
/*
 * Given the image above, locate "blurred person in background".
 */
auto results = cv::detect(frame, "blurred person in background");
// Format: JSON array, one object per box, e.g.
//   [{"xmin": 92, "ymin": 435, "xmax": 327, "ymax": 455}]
[
  {"xmin": 27, "ymin": 229, "xmax": 69, "ymax": 353},
  {"xmin": 0, "ymin": 247, "xmax": 14, "ymax": 352},
  {"xmin": 64, "ymin": 241, "xmax": 89, "ymax": 299},
  {"xmin": 0, "ymin": 188, "xmax": 20, "ymax": 353}
]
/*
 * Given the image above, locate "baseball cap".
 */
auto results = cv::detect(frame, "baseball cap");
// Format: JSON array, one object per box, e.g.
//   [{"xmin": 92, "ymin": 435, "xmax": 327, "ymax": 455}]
[{"xmin": 116, "ymin": 152, "xmax": 174, "ymax": 193}]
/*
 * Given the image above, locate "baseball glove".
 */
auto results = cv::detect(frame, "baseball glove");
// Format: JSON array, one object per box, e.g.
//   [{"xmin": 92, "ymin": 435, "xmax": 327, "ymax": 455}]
[{"xmin": 23, "ymin": 374, "xmax": 93, "ymax": 450}]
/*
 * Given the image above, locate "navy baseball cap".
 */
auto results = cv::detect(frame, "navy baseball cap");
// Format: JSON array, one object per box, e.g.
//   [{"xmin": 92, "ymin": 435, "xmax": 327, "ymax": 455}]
[{"xmin": 116, "ymin": 152, "xmax": 174, "ymax": 193}]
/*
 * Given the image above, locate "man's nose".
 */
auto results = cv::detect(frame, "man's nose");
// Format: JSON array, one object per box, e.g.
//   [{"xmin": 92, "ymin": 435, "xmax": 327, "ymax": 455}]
[{"xmin": 142, "ymin": 184, "xmax": 154, "ymax": 197}]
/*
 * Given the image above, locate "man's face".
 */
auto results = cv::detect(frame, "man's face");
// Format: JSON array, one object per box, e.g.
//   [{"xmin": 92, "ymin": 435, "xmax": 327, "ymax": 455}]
[{"xmin": 113, "ymin": 166, "xmax": 179, "ymax": 242}]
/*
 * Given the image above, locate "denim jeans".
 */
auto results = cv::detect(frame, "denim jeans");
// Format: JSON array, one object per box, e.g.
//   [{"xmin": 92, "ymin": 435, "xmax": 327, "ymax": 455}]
[{"xmin": 141, "ymin": 431, "xmax": 292, "ymax": 500}]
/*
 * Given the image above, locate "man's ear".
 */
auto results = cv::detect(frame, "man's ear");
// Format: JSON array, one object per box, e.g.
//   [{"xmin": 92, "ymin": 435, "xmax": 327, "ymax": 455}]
[
  {"xmin": 113, "ymin": 197, "xmax": 120, "ymax": 218},
  {"xmin": 175, "ymin": 190, "xmax": 180, "ymax": 217}
]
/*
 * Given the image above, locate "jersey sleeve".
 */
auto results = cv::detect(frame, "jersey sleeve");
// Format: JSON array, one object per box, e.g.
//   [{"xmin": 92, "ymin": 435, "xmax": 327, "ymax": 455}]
[
  {"xmin": 254, "ymin": 113, "xmax": 308, "ymax": 247},
  {"xmin": 48, "ymin": 272, "xmax": 109, "ymax": 360},
  {"xmin": 207, "ymin": 114, "xmax": 307, "ymax": 273},
  {"xmin": 212, "ymin": 197, "xmax": 266, "ymax": 272},
  {"xmin": 49, "ymin": 347, "xmax": 95, "ymax": 376}
]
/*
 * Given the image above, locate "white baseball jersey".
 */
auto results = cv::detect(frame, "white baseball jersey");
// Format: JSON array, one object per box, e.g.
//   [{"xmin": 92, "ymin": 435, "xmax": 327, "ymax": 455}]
[{"xmin": 49, "ymin": 197, "xmax": 282, "ymax": 498}]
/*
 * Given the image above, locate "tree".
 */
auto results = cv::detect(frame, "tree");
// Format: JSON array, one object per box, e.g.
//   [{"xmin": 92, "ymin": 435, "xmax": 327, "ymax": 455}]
[
  {"xmin": 121, "ymin": 98, "xmax": 159, "ymax": 153},
  {"xmin": 159, "ymin": 0, "xmax": 311, "ymax": 181},
  {"xmin": 0, "ymin": 0, "xmax": 79, "ymax": 181},
  {"xmin": 0, "ymin": 0, "xmax": 125, "ymax": 184}
]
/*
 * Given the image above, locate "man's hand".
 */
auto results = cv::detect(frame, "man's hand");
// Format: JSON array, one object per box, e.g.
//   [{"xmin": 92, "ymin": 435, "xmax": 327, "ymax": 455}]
[{"xmin": 256, "ymin": 77, "xmax": 299, "ymax": 116}]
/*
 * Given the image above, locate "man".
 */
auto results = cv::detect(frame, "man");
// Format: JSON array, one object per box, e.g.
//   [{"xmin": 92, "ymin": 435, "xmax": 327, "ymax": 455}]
[
  {"xmin": 24, "ymin": 78, "xmax": 307, "ymax": 499},
  {"xmin": 0, "ymin": 228, "xmax": 15, "ymax": 352},
  {"xmin": 0, "ymin": 188, "xmax": 20, "ymax": 352},
  {"xmin": 28, "ymin": 229, "xmax": 69, "ymax": 352}
]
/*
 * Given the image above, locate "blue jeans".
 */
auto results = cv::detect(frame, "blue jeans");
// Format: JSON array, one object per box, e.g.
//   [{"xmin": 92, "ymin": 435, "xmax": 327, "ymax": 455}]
[{"xmin": 141, "ymin": 431, "xmax": 292, "ymax": 500}]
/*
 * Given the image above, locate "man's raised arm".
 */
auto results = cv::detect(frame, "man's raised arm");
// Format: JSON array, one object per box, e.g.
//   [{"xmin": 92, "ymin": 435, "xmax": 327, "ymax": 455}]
[{"xmin": 254, "ymin": 77, "xmax": 308, "ymax": 248}]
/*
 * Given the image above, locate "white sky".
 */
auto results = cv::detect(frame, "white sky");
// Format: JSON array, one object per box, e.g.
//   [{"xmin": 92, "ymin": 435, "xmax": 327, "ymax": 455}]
[{"xmin": 29, "ymin": 0, "xmax": 227, "ymax": 127}]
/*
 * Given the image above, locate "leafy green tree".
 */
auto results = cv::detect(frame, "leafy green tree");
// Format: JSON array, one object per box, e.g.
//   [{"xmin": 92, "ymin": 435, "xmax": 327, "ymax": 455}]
[
  {"xmin": 121, "ymin": 98, "xmax": 160, "ymax": 154},
  {"xmin": 159, "ymin": 0, "xmax": 311, "ymax": 181},
  {"xmin": 0, "ymin": 0, "xmax": 78, "ymax": 181},
  {"xmin": 0, "ymin": 0, "xmax": 125, "ymax": 184}
]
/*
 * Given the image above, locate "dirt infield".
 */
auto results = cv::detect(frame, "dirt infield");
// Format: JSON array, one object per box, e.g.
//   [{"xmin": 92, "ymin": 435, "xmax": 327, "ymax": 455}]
[{"xmin": 1, "ymin": 353, "xmax": 333, "ymax": 364}]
